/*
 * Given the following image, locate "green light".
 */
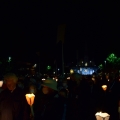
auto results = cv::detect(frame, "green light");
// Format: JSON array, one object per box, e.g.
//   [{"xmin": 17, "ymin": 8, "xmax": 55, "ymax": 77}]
[
  {"xmin": 47, "ymin": 65, "xmax": 51, "ymax": 70},
  {"xmin": 99, "ymin": 64, "xmax": 103, "ymax": 69},
  {"xmin": 106, "ymin": 53, "xmax": 117, "ymax": 63}
]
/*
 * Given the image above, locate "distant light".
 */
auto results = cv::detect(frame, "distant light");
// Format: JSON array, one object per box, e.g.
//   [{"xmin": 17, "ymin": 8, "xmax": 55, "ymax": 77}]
[
  {"xmin": 64, "ymin": 73, "xmax": 65, "ymax": 74},
  {"xmin": 8, "ymin": 57, "xmax": 11, "ymax": 62},
  {"xmin": 42, "ymin": 78, "xmax": 45, "ymax": 80},
  {"xmin": 33, "ymin": 64, "xmax": 37, "ymax": 68},
  {"xmin": 53, "ymin": 77, "xmax": 55, "ymax": 80},
  {"xmin": 84, "ymin": 69, "xmax": 87, "ymax": 72},
  {"xmin": 70, "ymin": 69, "xmax": 74, "ymax": 74},
  {"xmin": 56, "ymin": 79, "xmax": 58, "ymax": 81},
  {"xmin": 80, "ymin": 68, "xmax": 82, "ymax": 71},
  {"xmin": 108, "ymin": 79, "xmax": 109, "ymax": 81},
  {"xmin": 58, "ymin": 68, "xmax": 60, "ymax": 71},
  {"xmin": 85, "ymin": 63, "xmax": 87, "ymax": 66},
  {"xmin": 47, "ymin": 65, "xmax": 51, "ymax": 70},
  {"xmin": 53, "ymin": 72, "xmax": 55, "ymax": 74},
  {"xmin": 67, "ymin": 77, "xmax": 70, "ymax": 80},
  {"xmin": 90, "ymin": 61, "xmax": 91, "ymax": 63},
  {"xmin": 9, "ymin": 57, "xmax": 11, "ymax": 60},
  {"xmin": 82, "ymin": 61, "xmax": 83, "ymax": 63}
]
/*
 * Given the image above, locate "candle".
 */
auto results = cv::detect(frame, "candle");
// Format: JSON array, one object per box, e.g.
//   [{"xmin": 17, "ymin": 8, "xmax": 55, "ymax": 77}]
[
  {"xmin": 102, "ymin": 85, "xmax": 107, "ymax": 91},
  {"xmin": 95, "ymin": 112, "xmax": 110, "ymax": 120},
  {"xmin": 25, "ymin": 93, "xmax": 35, "ymax": 106}
]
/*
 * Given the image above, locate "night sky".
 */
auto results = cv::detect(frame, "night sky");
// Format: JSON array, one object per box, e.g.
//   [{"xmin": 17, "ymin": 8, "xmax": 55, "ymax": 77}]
[{"xmin": 0, "ymin": 1, "xmax": 120, "ymax": 66}]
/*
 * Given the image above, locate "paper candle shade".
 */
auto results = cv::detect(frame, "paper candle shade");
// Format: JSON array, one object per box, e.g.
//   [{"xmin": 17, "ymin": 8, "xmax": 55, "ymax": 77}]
[
  {"xmin": 95, "ymin": 112, "xmax": 110, "ymax": 120},
  {"xmin": 0, "ymin": 81, "xmax": 3, "ymax": 87},
  {"xmin": 25, "ymin": 94, "xmax": 35, "ymax": 106},
  {"xmin": 102, "ymin": 85, "xmax": 107, "ymax": 91}
]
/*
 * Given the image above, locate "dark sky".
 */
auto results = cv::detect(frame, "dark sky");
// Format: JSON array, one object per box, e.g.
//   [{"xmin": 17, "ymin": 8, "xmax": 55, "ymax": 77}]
[{"xmin": 0, "ymin": 1, "xmax": 120, "ymax": 66}]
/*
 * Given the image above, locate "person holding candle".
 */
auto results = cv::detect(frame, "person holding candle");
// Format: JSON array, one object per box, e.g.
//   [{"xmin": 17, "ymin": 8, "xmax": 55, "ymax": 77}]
[{"xmin": 0, "ymin": 73, "xmax": 30, "ymax": 120}]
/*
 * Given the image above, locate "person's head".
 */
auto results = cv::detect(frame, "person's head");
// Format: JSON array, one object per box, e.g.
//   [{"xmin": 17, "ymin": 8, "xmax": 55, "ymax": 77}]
[
  {"xmin": 29, "ymin": 84, "xmax": 37, "ymax": 94},
  {"xmin": 4, "ymin": 73, "xmax": 18, "ymax": 91},
  {"xmin": 42, "ymin": 78, "xmax": 57, "ymax": 95}
]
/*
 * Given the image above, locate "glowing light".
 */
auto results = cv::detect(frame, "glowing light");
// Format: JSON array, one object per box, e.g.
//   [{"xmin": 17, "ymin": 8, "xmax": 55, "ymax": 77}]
[
  {"xmin": 47, "ymin": 66, "xmax": 51, "ymax": 70},
  {"xmin": 70, "ymin": 69, "xmax": 74, "ymax": 74},
  {"xmin": 25, "ymin": 93, "xmax": 35, "ymax": 106},
  {"xmin": 33, "ymin": 64, "xmax": 37, "ymax": 68},
  {"xmin": 42, "ymin": 78, "xmax": 45, "ymax": 80},
  {"xmin": 0, "ymin": 81, "xmax": 3, "ymax": 87},
  {"xmin": 102, "ymin": 85, "xmax": 107, "ymax": 91},
  {"xmin": 95, "ymin": 112, "xmax": 110, "ymax": 120},
  {"xmin": 67, "ymin": 77, "xmax": 70, "ymax": 80},
  {"xmin": 85, "ymin": 63, "xmax": 87, "ymax": 66},
  {"xmin": 8, "ymin": 57, "xmax": 11, "ymax": 62}
]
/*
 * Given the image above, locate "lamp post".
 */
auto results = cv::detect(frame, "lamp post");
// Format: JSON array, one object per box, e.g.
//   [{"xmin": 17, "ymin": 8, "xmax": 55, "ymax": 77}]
[{"xmin": 25, "ymin": 93, "xmax": 35, "ymax": 118}]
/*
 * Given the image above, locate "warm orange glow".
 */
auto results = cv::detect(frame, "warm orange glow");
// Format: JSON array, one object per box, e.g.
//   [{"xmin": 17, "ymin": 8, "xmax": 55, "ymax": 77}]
[
  {"xmin": 102, "ymin": 85, "xmax": 107, "ymax": 91},
  {"xmin": 95, "ymin": 112, "xmax": 110, "ymax": 119},
  {"xmin": 0, "ymin": 81, "xmax": 3, "ymax": 87},
  {"xmin": 25, "ymin": 94, "xmax": 35, "ymax": 106}
]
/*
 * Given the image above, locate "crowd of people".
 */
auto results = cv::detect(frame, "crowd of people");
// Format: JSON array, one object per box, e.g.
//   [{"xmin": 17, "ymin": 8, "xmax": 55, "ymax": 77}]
[{"xmin": 0, "ymin": 72, "xmax": 120, "ymax": 120}]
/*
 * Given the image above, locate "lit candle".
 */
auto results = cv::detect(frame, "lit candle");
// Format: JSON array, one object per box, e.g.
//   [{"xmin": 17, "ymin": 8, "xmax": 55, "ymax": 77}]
[
  {"xmin": 0, "ymin": 81, "xmax": 3, "ymax": 87},
  {"xmin": 25, "ymin": 93, "xmax": 35, "ymax": 106},
  {"xmin": 95, "ymin": 112, "xmax": 110, "ymax": 120},
  {"xmin": 102, "ymin": 85, "xmax": 107, "ymax": 91}
]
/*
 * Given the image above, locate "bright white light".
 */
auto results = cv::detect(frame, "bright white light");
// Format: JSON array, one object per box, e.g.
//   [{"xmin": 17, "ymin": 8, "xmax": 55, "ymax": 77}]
[
  {"xmin": 33, "ymin": 64, "xmax": 37, "ymax": 68},
  {"xmin": 85, "ymin": 63, "xmax": 87, "ymax": 66},
  {"xmin": 9, "ymin": 57, "xmax": 11, "ymax": 60},
  {"xmin": 53, "ymin": 77, "xmax": 55, "ymax": 80},
  {"xmin": 42, "ymin": 78, "xmax": 45, "ymax": 80},
  {"xmin": 58, "ymin": 69, "xmax": 60, "ymax": 71},
  {"xmin": 67, "ymin": 77, "xmax": 70, "ymax": 80},
  {"xmin": 53, "ymin": 72, "xmax": 55, "ymax": 74},
  {"xmin": 64, "ymin": 73, "xmax": 65, "ymax": 74},
  {"xmin": 56, "ymin": 79, "xmax": 58, "ymax": 81}
]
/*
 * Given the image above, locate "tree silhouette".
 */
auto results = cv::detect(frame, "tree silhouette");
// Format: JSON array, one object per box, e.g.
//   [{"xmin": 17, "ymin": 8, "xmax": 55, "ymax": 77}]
[{"xmin": 106, "ymin": 53, "xmax": 120, "ymax": 70}]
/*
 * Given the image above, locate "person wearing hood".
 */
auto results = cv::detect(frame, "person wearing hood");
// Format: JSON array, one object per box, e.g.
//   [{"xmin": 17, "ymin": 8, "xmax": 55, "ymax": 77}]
[{"xmin": 33, "ymin": 78, "xmax": 64, "ymax": 120}]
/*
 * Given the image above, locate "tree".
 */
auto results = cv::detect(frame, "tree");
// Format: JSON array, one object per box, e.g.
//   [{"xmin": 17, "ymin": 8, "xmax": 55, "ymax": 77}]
[
  {"xmin": 106, "ymin": 53, "xmax": 117, "ymax": 64},
  {"xmin": 106, "ymin": 53, "xmax": 120, "ymax": 70},
  {"xmin": 98, "ymin": 64, "xmax": 103, "ymax": 70}
]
